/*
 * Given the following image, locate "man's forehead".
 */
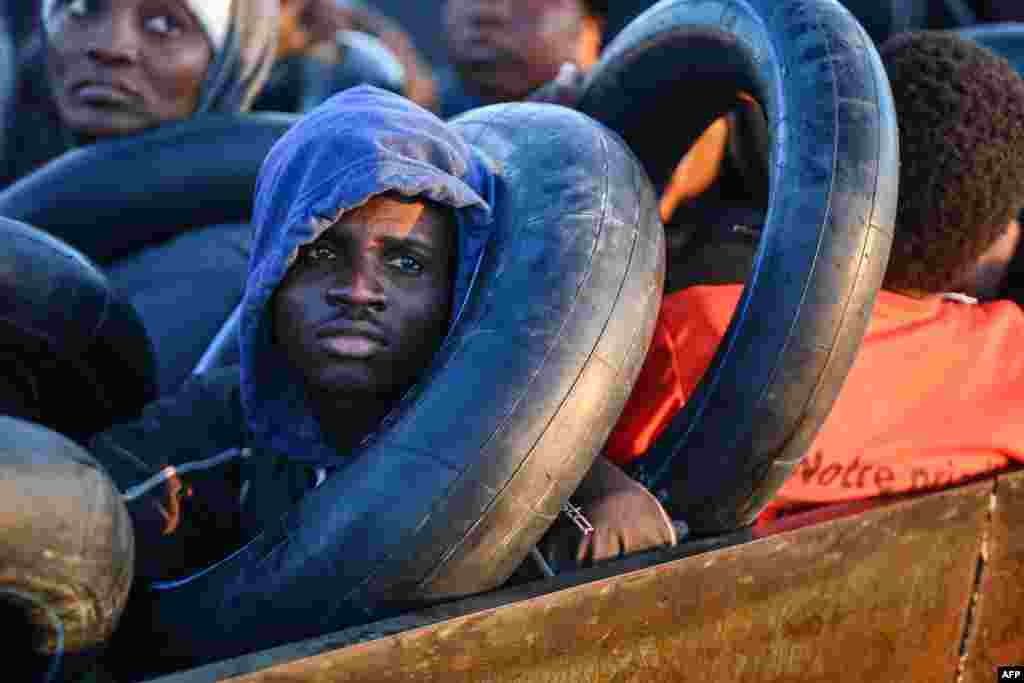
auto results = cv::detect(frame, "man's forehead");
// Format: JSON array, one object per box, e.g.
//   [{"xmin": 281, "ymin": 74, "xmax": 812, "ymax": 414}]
[{"xmin": 312, "ymin": 196, "xmax": 453, "ymax": 243}]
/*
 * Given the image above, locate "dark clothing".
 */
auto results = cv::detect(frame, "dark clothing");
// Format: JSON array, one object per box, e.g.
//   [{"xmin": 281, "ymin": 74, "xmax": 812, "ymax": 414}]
[
  {"xmin": 974, "ymin": 0, "xmax": 1024, "ymax": 21},
  {"xmin": 106, "ymin": 222, "xmax": 250, "ymax": 393},
  {"xmin": 0, "ymin": 41, "xmax": 73, "ymax": 189},
  {"xmin": 252, "ymin": 57, "xmax": 310, "ymax": 113},
  {"xmin": 89, "ymin": 366, "xmax": 313, "ymax": 585},
  {"xmin": 435, "ymin": 65, "xmax": 487, "ymax": 119},
  {"xmin": 91, "ymin": 366, "xmax": 327, "ymax": 679}
]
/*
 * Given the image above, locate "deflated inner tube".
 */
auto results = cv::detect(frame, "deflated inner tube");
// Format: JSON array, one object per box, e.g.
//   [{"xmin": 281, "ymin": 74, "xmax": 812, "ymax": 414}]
[
  {"xmin": 115, "ymin": 102, "xmax": 664, "ymax": 673},
  {"xmin": 0, "ymin": 113, "xmax": 297, "ymax": 266},
  {"xmin": 578, "ymin": 0, "xmax": 899, "ymax": 533},
  {"xmin": 0, "ymin": 416, "xmax": 134, "ymax": 683},
  {"xmin": 0, "ymin": 217, "xmax": 158, "ymax": 440}
]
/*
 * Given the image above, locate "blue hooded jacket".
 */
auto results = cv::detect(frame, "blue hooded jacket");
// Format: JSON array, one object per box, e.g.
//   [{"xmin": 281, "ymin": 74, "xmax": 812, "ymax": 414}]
[{"xmin": 240, "ymin": 86, "xmax": 495, "ymax": 467}]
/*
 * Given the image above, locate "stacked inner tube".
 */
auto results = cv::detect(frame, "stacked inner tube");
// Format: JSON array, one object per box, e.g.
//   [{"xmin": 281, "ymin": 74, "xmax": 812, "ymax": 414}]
[
  {"xmin": 0, "ymin": 113, "xmax": 297, "ymax": 265},
  {"xmin": 0, "ymin": 416, "xmax": 133, "ymax": 683},
  {"xmin": 0, "ymin": 217, "xmax": 157, "ymax": 439},
  {"xmin": 577, "ymin": 0, "xmax": 900, "ymax": 534}
]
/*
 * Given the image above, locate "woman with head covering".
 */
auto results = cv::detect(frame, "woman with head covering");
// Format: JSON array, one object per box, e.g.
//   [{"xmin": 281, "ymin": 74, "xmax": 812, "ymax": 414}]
[
  {"xmin": 0, "ymin": 0, "xmax": 278, "ymax": 187},
  {"xmin": 0, "ymin": 0, "xmax": 279, "ymax": 395}
]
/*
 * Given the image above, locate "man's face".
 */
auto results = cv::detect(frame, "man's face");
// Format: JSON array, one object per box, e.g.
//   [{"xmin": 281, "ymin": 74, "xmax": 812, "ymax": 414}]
[
  {"xmin": 444, "ymin": 0, "xmax": 586, "ymax": 101},
  {"xmin": 45, "ymin": 0, "xmax": 212, "ymax": 139},
  {"xmin": 273, "ymin": 195, "xmax": 455, "ymax": 402}
]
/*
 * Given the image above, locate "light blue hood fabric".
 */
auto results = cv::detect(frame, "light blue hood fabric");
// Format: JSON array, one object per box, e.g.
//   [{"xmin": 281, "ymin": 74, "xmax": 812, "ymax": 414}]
[{"xmin": 240, "ymin": 86, "xmax": 495, "ymax": 466}]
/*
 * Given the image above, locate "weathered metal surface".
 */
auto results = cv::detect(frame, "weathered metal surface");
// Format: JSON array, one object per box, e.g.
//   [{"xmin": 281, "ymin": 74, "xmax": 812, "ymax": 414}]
[
  {"xmin": 961, "ymin": 469, "xmax": 1024, "ymax": 683},
  {"xmin": 153, "ymin": 481, "xmax": 991, "ymax": 683}
]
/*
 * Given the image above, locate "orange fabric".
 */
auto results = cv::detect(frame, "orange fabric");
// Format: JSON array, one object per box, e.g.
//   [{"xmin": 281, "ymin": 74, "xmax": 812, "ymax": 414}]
[{"xmin": 605, "ymin": 285, "xmax": 1024, "ymax": 516}]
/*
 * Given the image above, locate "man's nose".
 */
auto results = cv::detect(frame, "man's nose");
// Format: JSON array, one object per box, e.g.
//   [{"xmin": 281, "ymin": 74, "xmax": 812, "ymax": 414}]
[
  {"xmin": 325, "ymin": 261, "xmax": 387, "ymax": 310},
  {"xmin": 86, "ymin": 12, "xmax": 141, "ymax": 64}
]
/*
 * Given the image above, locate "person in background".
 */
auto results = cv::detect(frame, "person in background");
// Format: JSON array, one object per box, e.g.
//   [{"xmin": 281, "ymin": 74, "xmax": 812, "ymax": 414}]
[
  {"xmin": 437, "ymin": 0, "xmax": 607, "ymax": 118},
  {"xmin": 2, "ymin": 0, "xmax": 277, "ymax": 187},
  {"xmin": 0, "ymin": 0, "xmax": 278, "ymax": 395},
  {"xmin": 270, "ymin": 0, "xmax": 436, "ymax": 109},
  {"xmin": 593, "ymin": 31, "xmax": 1024, "ymax": 530},
  {"xmin": 0, "ymin": 86, "xmax": 672, "ymax": 676}
]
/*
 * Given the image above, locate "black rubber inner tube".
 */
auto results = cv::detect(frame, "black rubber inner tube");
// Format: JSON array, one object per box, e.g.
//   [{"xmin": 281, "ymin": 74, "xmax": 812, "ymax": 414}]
[
  {"xmin": 577, "ymin": 0, "xmax": 900, "ymax": 534},
  {"xmin": 0, "ymin": 217, "xmax": 158, "ymax": 438},
  {"xmin": 108, "ymin": 102, "xmax": 665, "ymax": 675},
  {"xmin": 0, "ymin": 113, "xmax": 297, "ymax": 266},
  {"xmin": 0, "ymin": 416, "xmax": 134, "ymax": 680}
]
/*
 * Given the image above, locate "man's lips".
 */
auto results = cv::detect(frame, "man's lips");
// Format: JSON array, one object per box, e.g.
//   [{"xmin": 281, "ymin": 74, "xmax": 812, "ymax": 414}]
[
  {"xmin": 316, "ymin": 321, "xmax": 388, "ymax": 359},
  {"xmin": 72, "ymin": 81, "xmax": 141, "ymax": 106}
]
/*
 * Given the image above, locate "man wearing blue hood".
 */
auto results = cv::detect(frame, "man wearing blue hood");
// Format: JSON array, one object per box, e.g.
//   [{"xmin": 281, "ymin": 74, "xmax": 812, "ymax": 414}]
[
  {"xmin": 2, "ymin": 87, "xmax": 675, "ymax": 676},
  {"xmin": 85, "ymin": 86, "xmax": 494, "ymax": 586}
]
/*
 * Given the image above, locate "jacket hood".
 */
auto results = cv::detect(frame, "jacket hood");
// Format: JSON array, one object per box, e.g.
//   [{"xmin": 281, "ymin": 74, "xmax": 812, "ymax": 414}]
[{"xmin": 240, "ymin": 85, "xmax": 495, "ymax": 466}]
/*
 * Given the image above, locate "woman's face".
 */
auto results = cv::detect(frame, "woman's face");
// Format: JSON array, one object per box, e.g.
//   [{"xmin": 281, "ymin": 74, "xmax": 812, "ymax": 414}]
[{"xmin": 44, "ymin": 0, "xmax": 213, "ymax": 139}]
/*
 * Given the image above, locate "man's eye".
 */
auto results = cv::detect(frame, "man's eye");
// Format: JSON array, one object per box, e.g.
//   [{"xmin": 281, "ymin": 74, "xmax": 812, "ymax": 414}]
[
  {"xmin": 387, "ymin": 254, "xmax": 424, "ymax": 274},
  {"xmin": 144, "ymin": 14, "xmax": 182, "ymax": 36},
  {"xmin": 303, "ymin": 245, "xmax": 337, "ymax": 262}
]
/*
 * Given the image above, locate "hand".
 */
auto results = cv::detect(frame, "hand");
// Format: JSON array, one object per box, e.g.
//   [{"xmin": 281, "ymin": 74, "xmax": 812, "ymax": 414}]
[
  {"xmin": 542, "ymin": 457, "xmax": 678, "ymax": 570},
  {"xmin": 527, "ymin": 63, "xmax": 587, "ymax": 109}
]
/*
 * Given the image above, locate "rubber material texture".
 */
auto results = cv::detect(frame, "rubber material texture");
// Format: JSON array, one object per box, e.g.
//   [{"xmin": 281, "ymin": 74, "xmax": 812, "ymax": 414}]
[
  {"xmin": 0, "ymin": 217, "xmax": 157, "ymax": 440},
  {"xmin": 603, "ymin": 0, "xmax": 933, "ymax": 51},
  {"xmin": 121, "ymin": 103, "xmax": 665, "ymax": 671},
  {"xmin": 579, "ymin": 0, "xmax": 899, "ymax": 533},
  {"xmin": 0, "ymin": 416, "xmax": 134, "ymax": 660},
  {"xmin": 0, "ymin": 113, "xmax": 297, "ymax": 265}
]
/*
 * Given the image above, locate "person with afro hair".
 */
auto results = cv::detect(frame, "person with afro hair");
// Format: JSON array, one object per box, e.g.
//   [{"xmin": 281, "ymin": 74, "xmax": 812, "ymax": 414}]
[
  {"xmin": 548, "ymin": 31, "xmax": 1024, "ymax": 562},
  {"xmin": 882, "ymin": 31, "xmax": 1024, "ymax": 299}
]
